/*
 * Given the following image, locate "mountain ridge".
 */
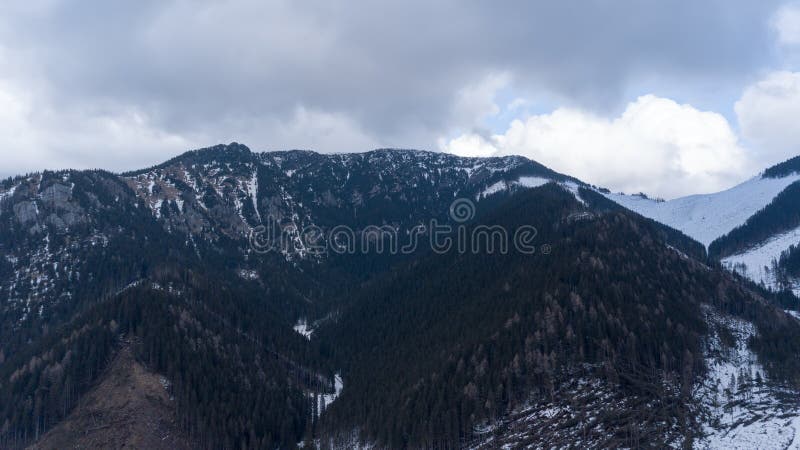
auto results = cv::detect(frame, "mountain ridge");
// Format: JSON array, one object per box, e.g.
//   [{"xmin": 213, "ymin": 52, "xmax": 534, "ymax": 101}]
[
  {"xmin": 602, "ymin": 155, "xmax": 800, "ymax": 297},
  {"xmin": 2, "ymin": 144, "xmax": 800, "ymax": 449}
]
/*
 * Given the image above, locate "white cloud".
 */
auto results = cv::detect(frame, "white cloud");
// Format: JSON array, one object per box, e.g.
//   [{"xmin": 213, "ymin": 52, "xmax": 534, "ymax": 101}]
[
  {"xmin": 0, "ymin": 72, "xmax": 388, "ymax": 177},
  {"xmin": 0, "ymin": 0, "xmax": 786, "ymax": 184},
  {"xmin": 437, "ymin": 134, "xmax": 498, "ymax": 158},
  {"xmin": 441, "ymin": 95, "xmax": 751, "ymax": 199},
  {"xmin": 449, "ymin": 73, "xmax": 510, "ymax": 130},
  {"xmin": 735, "ymin": 71, "xmax": 800, "ymax": 166},
  {"xmin": 0, "ymin": 77, "xmax": 195, "ymax": 177},
  {"xmin": 239, "ymin": 106, "xmax": 383, "ymax": 154},
  {"xmin": 773, "ymin": 3, "xmax": 800, "ymax": 46}
]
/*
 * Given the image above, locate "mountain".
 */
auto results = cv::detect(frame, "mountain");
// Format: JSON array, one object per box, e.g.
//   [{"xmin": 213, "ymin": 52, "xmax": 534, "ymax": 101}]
[
  {"xmin": 603, "ymin": 173, "xmax": 800, "ymax": 249},
  {"xmin": 0, "ymin": 144, "xmax": 577, "ymax": 340},
  {"xmin": 1, "ymin": 144, "xmax": 800, "ymax": 449},
  {"xmin": 0, "ymin": 144, "xmax": 584, "ymax": 448},
  {"xmin": 316, "ymin": 186, "xmax": 800, "ymax": 448},
  {"xmin": 603, "ymin": 158, "xmax": 800, "ymax": 298}
]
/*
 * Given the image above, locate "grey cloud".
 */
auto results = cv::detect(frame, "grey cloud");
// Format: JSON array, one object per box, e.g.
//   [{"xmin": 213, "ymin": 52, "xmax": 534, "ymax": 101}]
[{"xmin": 0, "ymin": 0, "xmax": 788, "ymax": 174}]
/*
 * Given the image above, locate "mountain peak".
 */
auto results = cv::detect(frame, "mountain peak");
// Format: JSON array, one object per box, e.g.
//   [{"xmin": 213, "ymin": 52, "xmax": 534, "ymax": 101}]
[
  {"xmin": 123, "ymin": 143, "xmax": 254, "ymax": 176},
  {"xmin": 184, "ymin": 142, "xmax": 253, "ymax": 159}
]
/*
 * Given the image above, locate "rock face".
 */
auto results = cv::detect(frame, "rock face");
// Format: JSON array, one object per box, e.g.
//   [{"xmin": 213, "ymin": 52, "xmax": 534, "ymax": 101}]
[
  {"xmin": 39, "ymin": 183, "xmax": 72, "ymax": 207},
  {"xmin": 0, "ymin": 170, "xmax": 151, "ymax": 334},
  {"xmin": 13, "ymin": 201, "xmax": 38, "ymax": 225},
  {"xmin": 10, "ymin": 181, "xmax": 86, "ymax": 234}
]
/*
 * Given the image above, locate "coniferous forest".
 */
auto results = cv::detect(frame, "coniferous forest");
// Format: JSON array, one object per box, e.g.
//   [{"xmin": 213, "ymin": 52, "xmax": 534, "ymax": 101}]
[{"xmin": 2, "ymin": 147, "xmax": 800, "ymax": 449}]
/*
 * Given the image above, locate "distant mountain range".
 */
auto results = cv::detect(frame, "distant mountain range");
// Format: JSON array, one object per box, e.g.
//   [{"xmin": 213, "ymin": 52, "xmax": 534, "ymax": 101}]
[{"xmin": 2, "ymin": 144, "xmax": 800, "ymax": 449}]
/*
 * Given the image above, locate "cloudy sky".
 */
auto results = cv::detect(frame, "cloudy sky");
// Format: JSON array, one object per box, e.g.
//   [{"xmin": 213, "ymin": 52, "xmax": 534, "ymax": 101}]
[{"xmin": 2, "ymin": 0, "xmax": 800, "ymax": 198}]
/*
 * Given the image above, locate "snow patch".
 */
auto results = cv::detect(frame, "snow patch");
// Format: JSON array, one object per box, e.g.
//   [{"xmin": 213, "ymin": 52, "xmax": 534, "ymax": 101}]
[
  {"xmin": 293, "ymin": 319, "xmax": 313, "ymax": 340},
  {"xmin": 559, "ymin": 181, "xmax": 586, "ymax": 205},
  {"xmin": 722, "ymin": 225, "xmax": 800, "ymax": 293},
  {"xmin": 695, "ymin": 308, "xmax": 800, "ymax": 449},
  {"xmin": 516, "ymin": 176, "xmax": 550, "ymax": 188},
  {"xmin": 0, "ymin": 185, "xmax": 17, "ymax": 203},
  {"xmin": 319, "ymin": 373, "xmax": 343, "ymax": 412},
  {"xmin": 477, "ymin": 176, "xmax": 551, "ymax": 200},
  {"xmin": 238, "ymin": 269, "xmax": 259, "ymax": 280},
  {"xmin": 248, "ymin": 169, "xmax": 261, "ymax": 223},
  {"xmin": 151, "ymin": 199, "xmax": 163, "ymax": 218},
  {"xmin": 477, "ymin": 181, "xmax": 508, "ymax": 199}
]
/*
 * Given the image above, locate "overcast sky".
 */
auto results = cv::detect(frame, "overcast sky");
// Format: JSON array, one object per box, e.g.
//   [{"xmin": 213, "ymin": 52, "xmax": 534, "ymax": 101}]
[{"xmin": 2, "ymin": 0, "xmax": 800, "ymax": 198}]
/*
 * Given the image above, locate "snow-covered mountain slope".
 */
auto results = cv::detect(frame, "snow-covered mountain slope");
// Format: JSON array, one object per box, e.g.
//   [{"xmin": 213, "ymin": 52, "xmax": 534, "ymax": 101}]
[
  {"xmin": 604, "ymin": 174, "xmax": 800, "ymax": 248},
  {"xmin": 695, "ymin": 307, "xmax": 800, "ymax": 449},
  {"xmin": 465, "ymin": 306, "xmax": 800, "ymax": 450},
  {"xmin": 722, "ymin": 226, "xmax": 800, "ymax": 294}
]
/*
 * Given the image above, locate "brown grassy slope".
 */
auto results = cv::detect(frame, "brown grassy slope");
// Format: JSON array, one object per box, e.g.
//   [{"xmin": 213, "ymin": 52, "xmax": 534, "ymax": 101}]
[{"xmin": 29, "ymin": 345, "xmax": 192, "ymax": 450}]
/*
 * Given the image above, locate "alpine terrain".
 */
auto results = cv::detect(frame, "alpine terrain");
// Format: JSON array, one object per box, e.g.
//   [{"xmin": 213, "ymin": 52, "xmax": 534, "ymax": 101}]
[{"xmin": 1, "ymin": 143, "xmax": 800, "ymax": 449}]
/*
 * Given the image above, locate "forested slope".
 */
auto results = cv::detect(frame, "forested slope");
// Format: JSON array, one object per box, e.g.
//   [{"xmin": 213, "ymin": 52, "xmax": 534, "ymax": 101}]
[{"xmin": 317, "ymin": 185, "xmax": 800, "ymax": 448}]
